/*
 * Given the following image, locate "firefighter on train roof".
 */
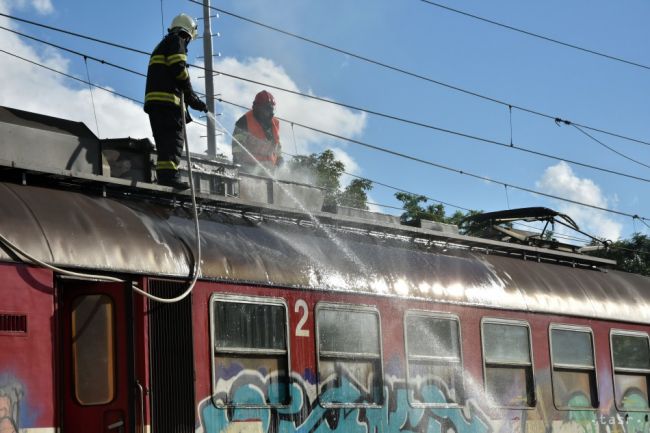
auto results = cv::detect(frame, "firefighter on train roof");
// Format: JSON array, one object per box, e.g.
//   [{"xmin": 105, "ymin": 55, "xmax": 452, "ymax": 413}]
[
  {"xmin": 144, "ymin": 13, "xmax": 208, "ymax": 190},
  {"xmin": 231, "ymin": 90, "xmax": 282, "ymax": 175}
]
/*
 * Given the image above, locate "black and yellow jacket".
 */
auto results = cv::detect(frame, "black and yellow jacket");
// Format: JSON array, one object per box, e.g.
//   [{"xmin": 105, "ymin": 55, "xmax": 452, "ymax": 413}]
[{"xmin": 144, "ymin": 31, "xmax": 193, "ymax": 112}]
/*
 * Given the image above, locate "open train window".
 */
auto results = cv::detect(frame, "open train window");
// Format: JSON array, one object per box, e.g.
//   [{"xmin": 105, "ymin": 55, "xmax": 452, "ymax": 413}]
[
  {"xmin": 481, "ymin": 319, "xmax": 535, "ymax": 408},
  {"xmin": 315, "ymin": 303, "xmax": 383, "ymax": 407},
  {"xmin": 549, "ymin": 325, "xmax": 598, "ymax": 409},
  {"xmin": 210, "ymin": 295, "xmax": 290, "ymax": 407},
  {"xmin": 71, "ymin": 294, "xmax": 115, "ymax": 405},
  {"xmin": 404, "ymin": 310, "xmax": 463, "ymax": 407},
  {"xmin": 611, "ymin": 330, "xmax": 650, "ymax": 411}
]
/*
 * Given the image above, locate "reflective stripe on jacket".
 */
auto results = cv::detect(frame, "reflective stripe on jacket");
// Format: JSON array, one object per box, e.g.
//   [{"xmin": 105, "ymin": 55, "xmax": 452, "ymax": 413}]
[{"xmin": 144, "ymin": 32, "xmax": 192, "ymax": 112}]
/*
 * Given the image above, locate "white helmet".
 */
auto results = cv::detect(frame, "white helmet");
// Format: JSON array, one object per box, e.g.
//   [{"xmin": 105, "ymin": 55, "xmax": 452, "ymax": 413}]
[{"xmin": 169, "ymin": 13, "xmax": 198, "ymax": 40}]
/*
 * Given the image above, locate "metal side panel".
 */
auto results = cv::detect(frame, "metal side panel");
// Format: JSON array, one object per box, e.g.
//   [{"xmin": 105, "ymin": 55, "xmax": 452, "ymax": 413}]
[
  {"xmin": 0, "ymin": 183, "xmax": 54, "ymax": 263},
  {"xmin": 0, "ymin": 106, "xmax": 101, "ymax": 175},
  {"xmin": 5, "ymin": 183, "xmax": 190, "ymax": 275},
  {"xmin": 147, "ymin": 279, "xmax": 195, "ymax": 433}
]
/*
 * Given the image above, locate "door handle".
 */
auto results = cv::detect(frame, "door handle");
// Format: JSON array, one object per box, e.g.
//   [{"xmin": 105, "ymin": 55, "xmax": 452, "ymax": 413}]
[
  {"xmin": 107, "ymin": 420, "xmax": 124, "ymax": 431},
  {"xmin": 136, "ymin": 380, "xmax": 146, "ymax": 433}
]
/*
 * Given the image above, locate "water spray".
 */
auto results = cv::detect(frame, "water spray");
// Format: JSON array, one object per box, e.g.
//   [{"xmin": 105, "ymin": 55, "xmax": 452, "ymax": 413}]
[{"xmin": 209, "ymin": 111, "xmax": 369, "ymax": 274}]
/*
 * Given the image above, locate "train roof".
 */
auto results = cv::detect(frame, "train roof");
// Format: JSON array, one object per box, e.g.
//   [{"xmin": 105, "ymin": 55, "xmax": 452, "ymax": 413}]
[
  {"xmin": 1, "ymin": 105, "xmax": 649, "ymax": 324},
  {"xmin": 1, "ymin": 180, "xmax": 649, "ymax": 325}
]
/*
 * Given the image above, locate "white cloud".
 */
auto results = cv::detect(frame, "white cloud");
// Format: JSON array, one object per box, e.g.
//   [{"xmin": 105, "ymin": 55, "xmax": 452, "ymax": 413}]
[
  {"xmin": 536, "ymin": 161, "xmax": 623, "ymax": 241},
  {"xmin": 0, "ymin": 3, "xmax": 367, "ymax": 186},
  {"xmin": 0, "ymin": 2, "xmax": 150, "ymax": 141},
  {"xmin": 192, "ymin": 56, "xmax": 367, "ymax": 165},
  {"xmin": 4, "ymin": 0, "xmax": 53, "ymax": 15},
  {"xmin": 31, "ymin": 0, "xmax": 53, "ymax": 14}
]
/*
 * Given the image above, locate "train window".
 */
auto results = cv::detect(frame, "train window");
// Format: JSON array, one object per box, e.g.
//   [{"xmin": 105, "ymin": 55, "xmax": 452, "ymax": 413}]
[
  {"xmin": 316, "ymin": 303, "xmax": 383, "ymax": 407},
  {"xmin": 71, "ymin": 294, "xmax": 115, "ymax": 405},
  {"xmin": 210, "ymin": 295, "xmax": 290, "ymax": 407},
  {"xmin": 549, "ymin": 325, "xmax": 598, "ymax": 409},
  {"xmin": 611, "ymin": 330, "xmax": 650, "ymax": 411},
  {"xmin": 481, "ymin": 319, "xmax": 535, "ymax": 408},
  {"xmin": 404, "ymin": 311, "xmax": 463, "ymax": 406}
]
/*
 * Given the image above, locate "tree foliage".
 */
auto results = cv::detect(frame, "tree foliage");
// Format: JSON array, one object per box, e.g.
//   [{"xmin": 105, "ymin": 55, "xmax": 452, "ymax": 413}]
[
  {"xmin": 590, "ymin": 233, "xmax": 650, "ymax": 276},
  {"xmin": 394, "ymin": 192, "xmax": 480, "ymax": 231},
  {"xmin": 289, "ymin": 150, "xmax": 373, "ymax": 212}
]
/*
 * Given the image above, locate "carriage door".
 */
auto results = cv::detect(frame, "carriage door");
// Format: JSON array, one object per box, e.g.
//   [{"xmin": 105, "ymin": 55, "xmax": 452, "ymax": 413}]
[{"xmin": 60, "ymin": 279, "xmax": 133, "ymax": 433}]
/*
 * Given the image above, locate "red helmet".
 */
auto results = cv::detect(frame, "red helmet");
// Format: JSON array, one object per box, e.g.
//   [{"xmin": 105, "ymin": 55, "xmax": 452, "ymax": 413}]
[{"xmin": 253, "ymin": 90, "xmax": 275, "ymax": 108}]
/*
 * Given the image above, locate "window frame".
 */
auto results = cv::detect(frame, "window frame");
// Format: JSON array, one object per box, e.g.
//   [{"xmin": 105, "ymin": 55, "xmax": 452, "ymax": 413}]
[
  {"xmin": 403, "ymin": 310, "xmax": 464, "ymax": 408},
  {"xmin": 71, "ymin": 293, "xmax": 116, "ymax": 406},
  {"xmin": 209, "ymin": 293, "xmax": 291, "ymax": 408},
  {"xmin": 315, "ymin": 302, "xmax": 384, "ymax": 408},
  {"xmin": 548, "ymin": 323, "xmax": 599, "ymax": 411},
  {"xmin": 610, "ymin": 329, "xmax": 650, "ymax": 413},
  {"xmin": 480, "ymin": 317, "xmax": 536, "ymax": 409}
]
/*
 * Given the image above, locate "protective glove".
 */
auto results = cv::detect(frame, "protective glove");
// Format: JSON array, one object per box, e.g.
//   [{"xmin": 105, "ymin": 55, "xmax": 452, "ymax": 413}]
[{"xmin": 188, "ymin": 92, "xmax": 208, "ymax": 112}]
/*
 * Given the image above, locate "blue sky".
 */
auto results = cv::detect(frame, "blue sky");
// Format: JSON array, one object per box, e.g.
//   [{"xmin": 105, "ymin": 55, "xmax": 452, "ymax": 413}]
[{"xmin": 1, "ymin": 0, "xmax": 648, "ymax": 243}]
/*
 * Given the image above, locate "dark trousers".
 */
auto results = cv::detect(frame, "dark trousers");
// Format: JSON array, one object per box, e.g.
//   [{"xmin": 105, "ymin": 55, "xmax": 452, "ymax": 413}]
[{"xmin": 148, "ymin": 106, "xmax": 184, "ymax": 175}]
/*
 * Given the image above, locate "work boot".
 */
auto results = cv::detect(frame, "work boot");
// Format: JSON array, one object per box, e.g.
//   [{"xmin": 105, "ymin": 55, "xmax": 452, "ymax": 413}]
[{"xmin": 157, "ymin": 170, "xmax": 190, "ymax": 190}]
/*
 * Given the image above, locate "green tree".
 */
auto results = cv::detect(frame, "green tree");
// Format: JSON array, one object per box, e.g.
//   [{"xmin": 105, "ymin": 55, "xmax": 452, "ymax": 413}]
[
  {"xmin": 289, "ymin": 150, "xmax": 372, "ymax": 212},
  {"xmin": 590, "ymin": 233, "xmax": 650, "ymax": 276},
  {"xmin": 339, "ymin": 178, "xmax": 373, "ymax": 210},
  {"xmin": 394, "ymin": 192, "xmax": 479, "ymax": 232}
]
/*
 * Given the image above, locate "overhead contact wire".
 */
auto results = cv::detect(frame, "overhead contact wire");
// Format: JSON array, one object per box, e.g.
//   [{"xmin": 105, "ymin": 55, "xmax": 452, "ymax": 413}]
[
  {"xmin": 215, "ymin": 99, "xmax": 648, "ymax": 222},
  {"xmin": 0, "ymin": 49, "xmax": 143, "ymax": 104},
  {"xmin": 2, "ymin": 48, "xmax": 649, "ymax": 224},
  {"xmin": 211, "ymin": 78, "xmax": 650, "ymax": 184},
  {"xmin": 6, "ymin": 22, "xmax": 643, "ymax": 185},
  {"xmin": 3, "ymin": 9, "xmax": 649, "ymax": 146},
  {"xmin": 186, "ymin": 2, "xmax": 650, "ymax": 147},
  {"xmin": 572, "ymin": 125, "xmax": 650, "ymax": 170},
  {"xmin": 418, "ymin": 0, "xmax": 650, "ymax": 72}
]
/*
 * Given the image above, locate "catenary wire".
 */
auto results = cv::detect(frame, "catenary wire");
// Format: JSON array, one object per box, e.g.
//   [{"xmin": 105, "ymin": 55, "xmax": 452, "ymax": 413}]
[
  {"xmin": 4, "ymin": 47, "xmax": 648, "ymax": 256},
  {"xmin": 3, "ymin": 46, "xmax": 648, "ymax": 225},
  {"xmin": 83, "ymin": 57, "xmax": 101, "ymax": 137},
  {"xmin": 5, "ymin": 24, "xmax": 646, "ymax": 187},
  {"xmin": 3, "ymin": 9, "xmax": 648, "ymax": 148},
  {"xmin": 418, "ymin": 0, "xmax": 650, "ymax": 72},
  {"xmin": 210, "ymin": 76, "xmax": 650, "ymax": 184},
  {"xmin": 0, "ymin": 12, "xmax": 150, "ymax": 55},
  {"xmin": 280, "ymin": 149, "xmax": 471, "ymax": 212},
  {"xmin": 0, "ymin": 49, "xmax": 143, "ymax": 105},
  {"xmin": 186, "ymin": 1, "xmax": 650, "ymax": 147},
  {"xmin": 214, "ymin": 99, "xmax": 649, "ymax": 222},
  {"xmin": 0, "ymin": 26, "xmax": 147, "ymax": 77},
  {"xmin": 572, "ymin": 124, "xmax": 650, "ymax": 170}
]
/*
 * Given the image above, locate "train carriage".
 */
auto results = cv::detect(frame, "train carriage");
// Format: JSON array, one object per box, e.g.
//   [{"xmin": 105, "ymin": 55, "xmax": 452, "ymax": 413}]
[{"xmin": 1, "ymin": 106, "xmax": 650, "ymax": 433}]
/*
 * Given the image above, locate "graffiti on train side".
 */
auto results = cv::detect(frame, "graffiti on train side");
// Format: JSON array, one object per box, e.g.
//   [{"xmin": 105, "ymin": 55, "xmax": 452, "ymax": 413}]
[
  {"xmin": 198, "ymin": 370, "xmax": 650, "ymax": 433},
  {"xmin": 198, "ymin": 371, "xmax": 490, "ymax": 433},
  {"xmin": 0, "ymin": 375, "xmax": 23, "ymax": 433}
]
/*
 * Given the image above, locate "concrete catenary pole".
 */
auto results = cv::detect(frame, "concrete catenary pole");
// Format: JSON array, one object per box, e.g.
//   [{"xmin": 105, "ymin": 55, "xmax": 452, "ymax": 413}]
[{"xmin": 202, "ymin": 0, "xmax": 217, "ymax": 157}]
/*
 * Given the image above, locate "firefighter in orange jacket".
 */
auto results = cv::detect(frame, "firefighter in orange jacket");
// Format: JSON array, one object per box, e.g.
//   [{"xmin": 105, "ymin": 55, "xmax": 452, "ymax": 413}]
[
  {"xmin": 232, "ymin": 90, "xmax": 282, "ymax": 174},
  {"xmin": 144, "ymin": 13, "xmax": 207, "ymax": 189}
]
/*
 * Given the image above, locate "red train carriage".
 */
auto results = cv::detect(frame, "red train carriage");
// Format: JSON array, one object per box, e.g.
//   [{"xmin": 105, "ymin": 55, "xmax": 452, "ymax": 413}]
[{"xmin": 1, "ymin": 106, "xmax": 650, "ymax": 433}]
